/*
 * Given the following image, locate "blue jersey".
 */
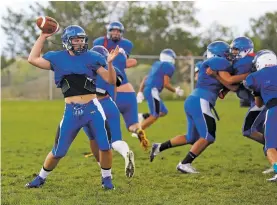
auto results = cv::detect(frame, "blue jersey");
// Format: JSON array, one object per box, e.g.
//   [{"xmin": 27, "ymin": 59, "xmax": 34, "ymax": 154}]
[
  {"xmin": 232, "ymin": 56, "xmax": 255, "ymax": 103},
  {"xmin": 245, "ymin": 66, "xmax": 277, "ymax": 105},
  {"xmin": 93, "ymin": 36, "xmax": 133, "ymax": 56},
  {"xmin": 43, "ymin": 50, "xmax": 106, "ymax": 87},
  {"xmin": 232, "ymin": 55, "xmax": 254, "ymax": 75},
  {"xmin": 93, "ymin": 36, "xmax": 133, "ymax": 85},
  {"xmin": 144, "ymin": 61, "xmax": 175, "ymax": 92},
  {"xmin": 96, "ymin": 66, "xmax": 123, "ymax": 100},
  {"xmin": 193, "ymin": 57, "xmax": 232, "ymax": 105}
]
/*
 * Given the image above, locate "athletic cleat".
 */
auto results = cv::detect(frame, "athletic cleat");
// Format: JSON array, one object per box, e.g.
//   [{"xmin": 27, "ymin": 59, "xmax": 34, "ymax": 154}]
[
  {"xmin": 25, "ymin": 175, "xmax": 45, "ymax": 188},
  {"xmin": 138, "ymin": 113, "xmax": 144, "ymax": 123},
  {"xmin": 125, "ymin": 150, "xmax": 135, "ymax": 178},
  {"xmin": 102, "ymin": 176, "xmax": 115, "ymax": 190},
  {"xmin": 266, "ymin": 174, "xmax": 277, "ymax": 182},
  {"xmin": 262, "ymin": 167, "xmax": 274, "ymax": 174},
  {"xmin": 176, "ymin": 162, "xmax": 199, "ymax": 174},
  {"xmin": 131, "ymin": 133, "xmax": 138, "ymax": 138},
  {"xmin": 149, "ymin": 143, "xmax": 161, "ymax": 162},
  {"xmin": 136, "ymin": 129, "xmax": 150, "ymax": 151}
]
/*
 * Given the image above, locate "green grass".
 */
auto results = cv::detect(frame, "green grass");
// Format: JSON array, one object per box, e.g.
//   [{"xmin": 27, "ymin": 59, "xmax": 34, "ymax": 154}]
[{"xmin": 2, "ymin": 97, "xmax": 277, "ymax": 205}]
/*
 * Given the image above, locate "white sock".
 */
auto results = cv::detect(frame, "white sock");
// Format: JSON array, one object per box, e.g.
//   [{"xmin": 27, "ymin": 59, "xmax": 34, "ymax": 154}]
[
  {"xmin": 101, "ymin": 168, "xmax": 112, "ymax": 178},
  {"xmin": 112, "ymin": 140, "xmax": 130, "ymax": 158},
  {"xmin": 39, "ymin": 167, "xmax": 52, "ymax": 179}
]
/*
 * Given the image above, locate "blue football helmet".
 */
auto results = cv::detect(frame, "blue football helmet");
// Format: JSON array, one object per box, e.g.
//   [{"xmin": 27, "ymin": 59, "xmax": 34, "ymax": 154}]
[
  {"xmin": 160, "ymin": 49, "xmax": 177, "ymax": 64},
  {"xmin": 206, "ymin": 41, "xmax": 230, "ymax": 59},
  {"xmin": 107, "ymin": 21, "xmax": 124, "ymax": 41},
  {"xmin": 61, "ymin": 25, "xmax": 88, "ymax": 55},
  {"xmin": 90, "ymin": 46, "xmax": 109, "ymax": 60},
  {"xmin": 230, "ymin": 37, "xmax": 254, "ymax": 59}
]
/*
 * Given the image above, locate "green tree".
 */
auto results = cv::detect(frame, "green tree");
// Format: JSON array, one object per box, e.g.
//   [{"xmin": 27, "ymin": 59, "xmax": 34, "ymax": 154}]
[
  {"xmin": 248, "ymin": 11, "xmax": 277, "ymax": 53},
  {"xmin": 1, "ymin": 1, "xmax": 201, "ymax": 57},
  {"xmin": 119, "ymin": 1, "xmax": 200, "ymax": 55}
]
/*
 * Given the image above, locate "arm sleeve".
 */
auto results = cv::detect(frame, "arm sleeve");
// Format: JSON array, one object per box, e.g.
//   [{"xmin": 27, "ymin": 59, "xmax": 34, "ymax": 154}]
[
  {"xmin": 88, "ymin": 52, "xmax": 107, "ymax": 71},
  {"xmin": 208, "ymin": 57, "xmax": 232, "ymax": 73},
  {"xmin": 245, "ymin": 73, "xmax": 260, "ymax": 92},
  {"xmin": 122, "ymin": 40, "xmax": 133, "ymax": 56},
  {"xmin": 163, "ymin": 62, "xmax": 175, "ymax": 78},
  {"xmin": 42, "ymin": 51, "xmax": 55, "ymax": 71}
]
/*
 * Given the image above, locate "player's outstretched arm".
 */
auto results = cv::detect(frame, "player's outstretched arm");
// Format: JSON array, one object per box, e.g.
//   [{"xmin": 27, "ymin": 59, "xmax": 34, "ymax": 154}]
[
  {"xmin": 163, "ymin": 75, "xmax": 176, "ymax": 93},
  {"xmin": 206, "ymin": 68, "xmax": 239, "ymax": 91},
  {"xmin": 138, "ymin": 76, "xmax": 147, "ymax": 93},
  {"xmin": 218, "ymin": 71, "xmax": 249, "ymax": 84},
  {"xmin": 163, "ymin": 75, "xmax": 184, "ymax": 96},
  {"xmin": 28, "ymin": 33, "xmax": 54, "ymax": 70}
]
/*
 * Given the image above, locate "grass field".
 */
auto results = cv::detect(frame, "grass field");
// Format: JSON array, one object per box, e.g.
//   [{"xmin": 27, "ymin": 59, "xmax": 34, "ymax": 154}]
[{"xmin": 2, "ymin": 97, "xmax": 277, "ymax": 205}]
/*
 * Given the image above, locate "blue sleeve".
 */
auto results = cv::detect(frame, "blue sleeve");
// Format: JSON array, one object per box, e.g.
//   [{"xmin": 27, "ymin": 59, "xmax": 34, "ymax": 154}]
[
  {"xmin": 88, "ymin": 51, "xmax": 107, "ymax": 71},
  {"xmin": 162, "ymin": 62, "xmax": 175, "ymax": 78},
  {"xmin": 121, "ymin": 39, "xmax": 133, "ymax": 56},
  {"xmin": 245, "ymin": 73, "xmax": 260, "ymax": 92},
  {"xmin": 206, "ymin": 57, "xmax": 232, "ymax": 72},
  {"xmin": 238, "ymin": 64, "xmax": 252, "ymax": 74},
  {"xmin": 42, "ymin": 51, "xmax": 56, "ymax": 71},
  {"xmin": 239, "ymin": 56, "xmax": 254, "ymax": 74},
  {"xmin": 114, "ymin": 66, "xmax": 123, "ymax": 78},
  {"xmin": 93, "ymin": 37, "xmax": 105, "ymax": 46}
]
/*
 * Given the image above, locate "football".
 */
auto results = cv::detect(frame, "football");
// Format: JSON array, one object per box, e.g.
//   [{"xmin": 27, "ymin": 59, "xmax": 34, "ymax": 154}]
[{"xmin": 36, "ymin": 16, "xmax": 59, "ymax": 34}]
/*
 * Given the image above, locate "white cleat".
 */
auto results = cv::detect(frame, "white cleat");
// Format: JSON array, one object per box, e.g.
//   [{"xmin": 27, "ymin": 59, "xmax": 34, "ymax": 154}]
[
  {"xmin": 267, "ymin": 174, "xmax": 277, "ymax": 182},
  {"xmin": 149, "ymin": 143, "xmax": 161, "ymax": 162},
  {"xmin": 131, "ymin": 133, "xmax": 138, "ymax": 138},
  {"xmin": 138, "ymin": 113, "xmax": 144, "ymax": 123},
  {"xmin": 125, "ymin": 150, "xmax": 135, "ymax": 178},
  {"xmin": 262, "ymin": 167, "xmax": 274, "ymax": 174},
  {"xmin": 176, "ymin": 162, "xmax": 199, "ymax": 174}
]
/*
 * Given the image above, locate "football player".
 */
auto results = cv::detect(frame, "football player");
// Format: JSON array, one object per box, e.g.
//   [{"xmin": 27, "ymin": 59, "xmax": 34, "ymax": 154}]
[
  {"xmin": 244, "ymin": 50, "xmax": 277, "ymax": 182},
  {"xmin": 26, "ymin": 25, "xmax": 118, "ymax": 189},
  {"xmin": 150, "ymin": 41, "xmax": 239, "ymax": 173},
  {"xmin": 136, "ymin": 49, "xmax": 184, "ymax": 130},
  {"xmin": 93, "ymin": 21, "xmax": 149, "ymax": 150}
]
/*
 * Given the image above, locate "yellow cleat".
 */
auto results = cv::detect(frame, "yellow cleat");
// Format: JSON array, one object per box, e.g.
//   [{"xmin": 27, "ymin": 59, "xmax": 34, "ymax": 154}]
[
  {"xmin": 83, "ymin": 152, "xmax": 94, "ymax": 158},
  {"xmin": 135, "ymin": 129, "xmax": 150, "ymax": 151}
]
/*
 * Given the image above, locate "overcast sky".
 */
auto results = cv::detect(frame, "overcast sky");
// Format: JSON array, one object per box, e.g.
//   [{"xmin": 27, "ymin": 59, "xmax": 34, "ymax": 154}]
[{"xmin": 1, "ymin": 0, "xmax": 277, "ymax": 43}]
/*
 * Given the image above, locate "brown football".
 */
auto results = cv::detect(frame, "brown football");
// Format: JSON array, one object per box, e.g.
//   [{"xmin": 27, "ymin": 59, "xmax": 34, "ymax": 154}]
[{"xmin": 36, "ymin": 16, "xmax": 59, "ymax": 34}]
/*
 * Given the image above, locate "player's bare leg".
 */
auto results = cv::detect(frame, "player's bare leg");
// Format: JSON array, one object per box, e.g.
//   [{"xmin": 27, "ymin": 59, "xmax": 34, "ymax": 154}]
[
  {"xmin": 140, "ymin": 115, "xmax": 158, "ymax": 130},
  {"xmin": 43, "ymin": 152, "xmax": 61, "ymax": 170},
  {"xmin": 266, "ymin": 148, "xmax": 277, "ymax": 182},
  {"xmin": 89, "ymin": 140, "xmax": 100, "ymax": 165},
  {"xmin": 249, "ymin": 132, "xmax": 265, "ymax": 144},
  {"xmin": 25, "ymin": 152, "xmax": 61, "ymax": 188},
  {"xmin": 99, "ymin": 150, "xmax": 112, "ymax": 169},
  {"xmin": 176, "ymin": 138, "xmax": 212, "ymax": 174},
  {"xmin": 189, "ymin": 138, "xmax": 211, "ymax": 156}
]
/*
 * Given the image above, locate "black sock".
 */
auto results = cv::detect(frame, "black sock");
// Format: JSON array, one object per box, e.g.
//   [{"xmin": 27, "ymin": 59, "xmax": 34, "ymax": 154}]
[
  {"xmin": 43, "ymin": 166, "xmax": 52, "ymax": 172},
  {"xmin": 159, "ymin": 140, "xmax": 172, "ymax": 152},
  {"xmin": 142, "ymin": 113, "xmax": 150, "ymax": 120},
  {"xmin": 101, "ymin": 167, "xmax": 111, "ymax": 170},
  {"xmin": 181, "ymin": 152, "xmax": 197, "ymax": 164}
]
